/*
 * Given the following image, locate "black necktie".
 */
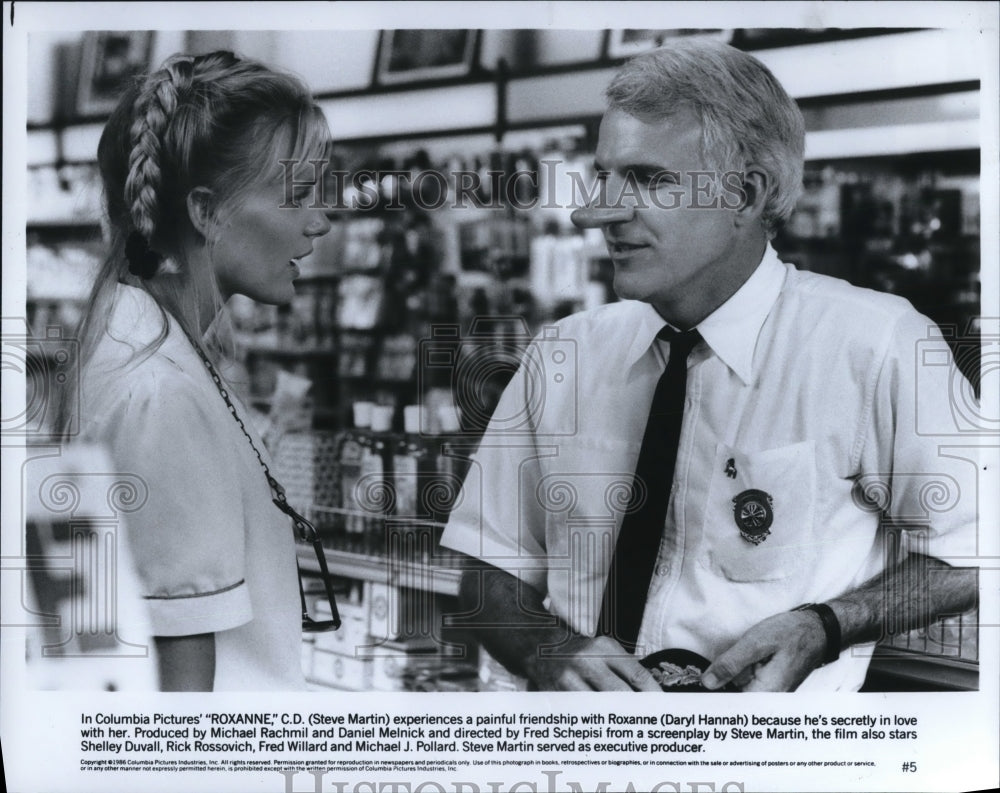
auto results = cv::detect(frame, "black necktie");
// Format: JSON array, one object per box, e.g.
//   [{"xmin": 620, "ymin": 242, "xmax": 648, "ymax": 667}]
[{"xmin": 599, "ymin": 327, "xmax": 701, "ymax": 653}]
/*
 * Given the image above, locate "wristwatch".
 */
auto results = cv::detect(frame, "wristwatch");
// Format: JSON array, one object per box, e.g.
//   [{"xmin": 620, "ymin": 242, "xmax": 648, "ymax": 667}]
[{"xmin": 793, "ymin": 603, "xmax": 841, "ymax": 666}]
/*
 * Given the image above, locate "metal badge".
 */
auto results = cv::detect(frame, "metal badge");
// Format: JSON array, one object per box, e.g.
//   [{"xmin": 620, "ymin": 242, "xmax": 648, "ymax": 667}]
[{"xmin": 732, "ymin": 489, "xmax": 774, "ymax": 545}]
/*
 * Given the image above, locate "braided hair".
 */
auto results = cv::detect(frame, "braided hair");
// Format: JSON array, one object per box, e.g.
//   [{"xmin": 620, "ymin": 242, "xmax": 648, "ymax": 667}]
[
  {"xmin": 57, "ymin": 51, "xmax": 330, "ymax": 437},
  {"xmin": 99, "ymin": 51, "xmax": 329, "ymax": 279},
  {"xmin": 120, "ymin": 55, "xmax": 196, "ymax": 277}
]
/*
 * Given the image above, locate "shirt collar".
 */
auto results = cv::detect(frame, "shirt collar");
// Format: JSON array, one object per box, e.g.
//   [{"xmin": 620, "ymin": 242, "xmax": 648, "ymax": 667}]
[
  {"xmin": 695, "ymin": 244, "xmax": 787, "ymax": 385},
  {"xmin": 624, "ymin": 244, "xmax": 787, "ymax": 384},
  {"xmin": 624, "ymin": 301, "xmax": 673, "ymax": 370}
]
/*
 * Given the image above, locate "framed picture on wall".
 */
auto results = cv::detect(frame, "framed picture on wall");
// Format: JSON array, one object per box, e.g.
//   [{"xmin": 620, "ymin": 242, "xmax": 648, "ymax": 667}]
[
  {"xmin": 604, "ymin": 29, "xmax": 733, "ymax": 59},
  {"xmin": 374, "ymin": 29, "xmax": 479, "ymax": 85},
  {"xmin": 76, "ymin": 31, "xmax": 154, "ymax": 117}
]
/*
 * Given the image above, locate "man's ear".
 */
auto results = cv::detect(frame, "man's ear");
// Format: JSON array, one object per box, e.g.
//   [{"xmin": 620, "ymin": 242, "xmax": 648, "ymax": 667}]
[
  {"xmin": 186, "ymin": 187, "xmax": 215, "ymax": 238},
  {"xmin": 734, "ymin": 166, "xmax": 769, "ymax": 228}
]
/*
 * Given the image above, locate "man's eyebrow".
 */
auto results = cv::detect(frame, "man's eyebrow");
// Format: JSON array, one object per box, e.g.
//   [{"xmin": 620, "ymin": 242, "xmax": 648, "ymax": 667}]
[
  {"xmin": 593, "ymin": 160, "xmax": 674, "ymax": 175},
  {"xmin": 627, "ymin": 164, "xmax": 671, "ymax": 175},
  {"xmin": 594, "ymin": 160, "xmax": 680, "ymax": 179}
]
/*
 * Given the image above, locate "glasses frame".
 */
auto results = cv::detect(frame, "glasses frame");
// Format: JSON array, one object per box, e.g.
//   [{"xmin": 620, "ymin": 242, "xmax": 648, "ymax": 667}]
[
  {"xmin": 273, "ymin": 498, "xmax": 342, "ymax": 633},
  {"xmin": 298, "ymin": 534, "xmax": 342, "ymax": 633}
]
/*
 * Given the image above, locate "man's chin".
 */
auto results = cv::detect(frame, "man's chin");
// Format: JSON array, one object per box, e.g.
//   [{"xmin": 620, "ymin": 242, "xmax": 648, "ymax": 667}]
[{"xmin": 611, "ymin": 274, "xmax": 648, "ymax": 304}]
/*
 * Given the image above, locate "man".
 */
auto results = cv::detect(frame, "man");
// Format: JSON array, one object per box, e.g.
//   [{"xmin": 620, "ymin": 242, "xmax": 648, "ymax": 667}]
[{"xmin": 439, "ymin": 39, "xmax": 978, "ymax": 691}]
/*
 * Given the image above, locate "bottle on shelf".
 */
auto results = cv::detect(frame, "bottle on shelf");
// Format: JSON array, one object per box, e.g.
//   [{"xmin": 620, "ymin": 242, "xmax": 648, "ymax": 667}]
[
  {"xmin": 334, "ymin": 401, "xmax": 374, "ymax": 553},
  {"xmin": 432, "ymin": 399, "xmax": 470, "ymax": 568},
  {"xmin": 391, "ymin": 405, "xmax": 438, "ymax": 566},
  {"xmin": 364, "ymin": 404, "xmax": 396, "ymax": 556}
]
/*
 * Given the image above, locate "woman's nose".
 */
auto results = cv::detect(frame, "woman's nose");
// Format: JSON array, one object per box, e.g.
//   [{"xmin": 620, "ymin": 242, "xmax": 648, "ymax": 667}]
[
  {"xmin": 570, "ymin": 204, "xmax": 635, "ymax": 228},
  {"xmin": 306, "ymin": 212, "xmax": 332, "ymax": 238}
]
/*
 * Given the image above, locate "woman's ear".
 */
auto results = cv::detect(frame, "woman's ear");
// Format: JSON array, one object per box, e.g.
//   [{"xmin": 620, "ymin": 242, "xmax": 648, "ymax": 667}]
[
  {"xmin": 185, "ymin": 187, "xmax": 215, "ymax": 238},
  {"xmin": 734, "ymin": 166, "xmax": 769, "ymax": 228}
]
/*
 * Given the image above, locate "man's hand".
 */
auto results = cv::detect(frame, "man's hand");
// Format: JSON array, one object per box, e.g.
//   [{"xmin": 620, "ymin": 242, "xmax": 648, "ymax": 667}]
[
  {"xmin": 527, "ymin": 634, "xmax": 661, "ymax": 692},
  {"xmin": 701, "ymin": 610, "xmax": 826, "ymax": 692},
  {"xmin": 703, "ymin": 554, "xmax": 977, "ymax": 692},
  {"xmin": 454, "ymin": 562, "xmax": 660, "ymax": 692}
]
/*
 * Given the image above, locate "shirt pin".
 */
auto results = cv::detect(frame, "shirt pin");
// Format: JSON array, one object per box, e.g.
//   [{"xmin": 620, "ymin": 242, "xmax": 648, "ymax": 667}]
[
  {"xmin": 724, "ymin": 458, "xmax": 737, "ymax": 478},
  {"xmin": 732, "ymin": 489, "xmax": 774, "ymax": 545}
]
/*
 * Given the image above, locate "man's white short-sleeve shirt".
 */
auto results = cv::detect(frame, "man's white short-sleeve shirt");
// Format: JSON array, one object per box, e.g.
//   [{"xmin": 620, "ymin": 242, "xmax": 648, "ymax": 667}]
[{"xmin": 441, "ymin": 245, "xmax": 978, "ymax": 691}]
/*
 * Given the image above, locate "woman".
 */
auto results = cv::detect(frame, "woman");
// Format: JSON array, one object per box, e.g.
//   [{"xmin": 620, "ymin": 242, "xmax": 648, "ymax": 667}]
[{"xmin": 64, "ymin": 51, "xmax": 332, "ymax": 690}]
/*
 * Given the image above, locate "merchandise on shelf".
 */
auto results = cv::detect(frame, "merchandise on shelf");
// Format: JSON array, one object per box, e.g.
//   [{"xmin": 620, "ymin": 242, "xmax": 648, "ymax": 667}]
[
  {"xmin": 390, "ymin": 406, "xmax": 439, "ymax": 565},
  {"xmin": 335, "ymin": 406, "xmax": 374, "ymax": 552},
  {"xmin": 27, "ymin": 163, "xmax": 103, "ymax": 225},
  {"xmin": 773, "ymin": 158, "xmax": 980, "ymax": 389},
  {"xmin": 26, "ymin": 237, "xmax": 101, "ymax": 304},
  {"xmin": 300, "ymin": 580, "xmax": 478, "ymax": 692},
  {"xmin": 305, "ymin": 401, "xmax": 469, "ymax": 566},
  {"xmin": 272, "ymin": 429, "xmax": 340, "ymax": 513},
  {"xmin": 337, "ymin": 274, "xmax": 385, "ymax": 330},
  {"xmin": 311, "ymin": 648, "xmax": 373, "ymax": 690}
]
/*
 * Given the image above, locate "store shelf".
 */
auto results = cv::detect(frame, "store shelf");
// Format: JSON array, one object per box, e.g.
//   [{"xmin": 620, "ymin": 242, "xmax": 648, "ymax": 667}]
[
  {"xmin": 805, "ymin": 119, "xmax": 979, "ymax": 160},
  {"xmin": 757, "ymin": 30, "xmax": 982, "ymax": 101},
  {"xmin": 26, "ymin": 123, "xmax": 103, "ymax": 167},
  {"xmin": 337, "ymin": 374, "xmax": 414, "ymax": 386},
  {"xmin": 319, "ymin": 81, "xmax": 497, "ymax": 142},
  {"xmin": 27, "ymin": 218, "xmax": 101, "ymax": 229},
  {"xmin": 296, "ymin": 544, "xmax": 462, "ymax": 596},
  {"xmin": 243, "ymin": 345, "xmax": 337, "ymax": 359}
]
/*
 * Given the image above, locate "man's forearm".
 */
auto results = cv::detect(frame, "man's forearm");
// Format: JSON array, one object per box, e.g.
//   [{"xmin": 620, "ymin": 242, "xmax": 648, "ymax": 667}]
[
  {"xmin": 827, "ymin": 553, "xmax": 978, "ymax": 651},
  {"xmin": 454, "ymin": 562, "xmax": 661, "ymax": 691},
  {"xmin": 702, "ymin": 553, "xmax": 978, "ymax": 691},
  {"xmin": 456, "ymin": 564, "xmax": 568, "ymax": 679}
]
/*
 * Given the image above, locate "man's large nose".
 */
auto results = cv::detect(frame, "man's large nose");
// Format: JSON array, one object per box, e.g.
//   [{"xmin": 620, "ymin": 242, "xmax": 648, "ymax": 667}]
[{"xmin": 570, "ymin": 205, "xmax": 635, "ymax": 229}]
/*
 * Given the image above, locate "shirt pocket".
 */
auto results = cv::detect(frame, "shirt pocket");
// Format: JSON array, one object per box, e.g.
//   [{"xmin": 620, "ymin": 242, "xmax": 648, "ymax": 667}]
[{"xmin": 698, "ymin": 440, "xmax": 816, "ymax": 583}]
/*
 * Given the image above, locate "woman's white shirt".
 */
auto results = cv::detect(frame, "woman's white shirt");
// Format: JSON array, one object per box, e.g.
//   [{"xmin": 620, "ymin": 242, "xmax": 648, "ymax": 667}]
[{"xmin": 79, "ymin": 283, "xmax": 304, "ymax": 690}]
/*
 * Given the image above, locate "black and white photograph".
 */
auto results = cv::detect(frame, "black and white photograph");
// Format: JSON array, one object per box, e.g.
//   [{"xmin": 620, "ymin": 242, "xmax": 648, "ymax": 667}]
[{"xmin": 3, "ymin": 2, "xmax": 998, "ymax": 793}]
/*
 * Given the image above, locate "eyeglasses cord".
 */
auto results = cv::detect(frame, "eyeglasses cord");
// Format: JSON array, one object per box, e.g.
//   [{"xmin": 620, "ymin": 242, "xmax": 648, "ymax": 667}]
[{"xmin": 181, "ymin": 327, "xmax": 341, "ymax": 633}]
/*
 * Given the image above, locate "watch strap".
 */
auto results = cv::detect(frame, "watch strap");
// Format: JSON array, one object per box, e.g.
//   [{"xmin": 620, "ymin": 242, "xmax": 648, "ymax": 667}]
[{"xmin": 793, "ymin": 603, "xmax": 841, "ymax": 666}]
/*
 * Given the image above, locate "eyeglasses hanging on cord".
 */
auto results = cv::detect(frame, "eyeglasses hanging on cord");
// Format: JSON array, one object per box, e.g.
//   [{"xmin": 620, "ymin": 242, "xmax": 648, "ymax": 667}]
[{"xmin": 183, "ymin": 327, "xmax": 341, "ymax": 633}]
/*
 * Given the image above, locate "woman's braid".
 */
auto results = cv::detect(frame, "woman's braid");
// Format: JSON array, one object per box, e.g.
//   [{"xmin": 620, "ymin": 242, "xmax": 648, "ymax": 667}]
[{"xmin": 123, "ymin": 56, "xmax": 194, "ymax": 245}]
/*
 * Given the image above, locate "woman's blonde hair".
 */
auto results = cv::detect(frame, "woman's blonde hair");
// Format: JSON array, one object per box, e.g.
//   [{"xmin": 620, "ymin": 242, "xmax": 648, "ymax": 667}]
[{"xmin": 59, "ymin": 50, "xmax": 330, "ymax": 432}]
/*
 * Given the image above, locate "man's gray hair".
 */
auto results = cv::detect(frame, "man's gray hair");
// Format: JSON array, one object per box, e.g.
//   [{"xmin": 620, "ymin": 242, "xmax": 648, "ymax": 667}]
[{"xmin": 607, "ymin": 38, "xmax": 805, "ymax": 236}]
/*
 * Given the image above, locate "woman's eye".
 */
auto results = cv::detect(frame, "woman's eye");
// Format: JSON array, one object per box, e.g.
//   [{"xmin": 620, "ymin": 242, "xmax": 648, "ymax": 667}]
[{"xmin": 294, "ymin": 183, "xmax": 319, "ymax": 202}]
